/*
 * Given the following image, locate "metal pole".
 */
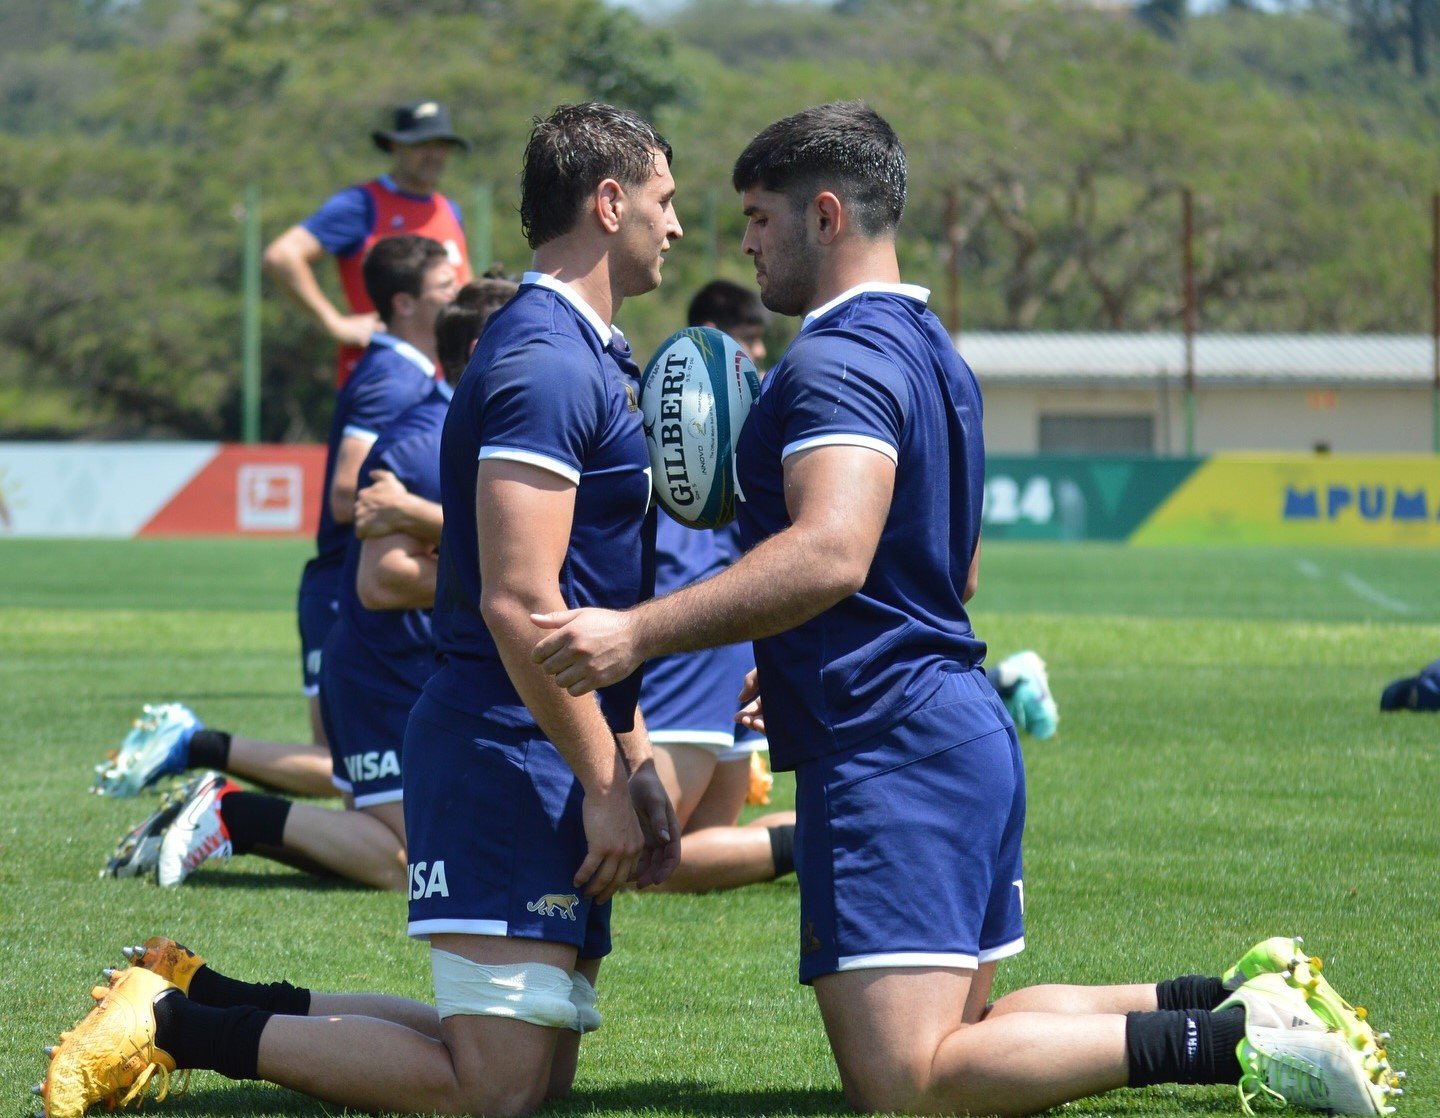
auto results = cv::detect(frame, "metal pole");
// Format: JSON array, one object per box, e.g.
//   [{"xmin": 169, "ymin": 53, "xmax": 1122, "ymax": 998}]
[
  {"xmin": 471, "ymin": 182, "xmax": 493, "ymax": 274},
  {"xmin": 1182, "ymin": 185, "xmax": 1197, "ymax": 456},
  {"xmin": 945, "ymin": 187, "xmax": 961, "ymax": 338},
  {"xmin": 1432, "ymin": 191, "xmax": 1439, "ymax": 453},
  {"xmin": 242, "ymin": 182, "xmax": 262, "ymax": 445}
]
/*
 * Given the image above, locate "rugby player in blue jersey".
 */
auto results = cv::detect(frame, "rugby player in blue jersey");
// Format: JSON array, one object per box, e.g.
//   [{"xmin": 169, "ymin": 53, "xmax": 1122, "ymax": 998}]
[
  {"xmin": 41, "ymin": 104, "xmax": 682, "ymax": 1118},
  {"xmin": 529, "ymin": 103, "xmax": 1392, "ymax": 1116}
]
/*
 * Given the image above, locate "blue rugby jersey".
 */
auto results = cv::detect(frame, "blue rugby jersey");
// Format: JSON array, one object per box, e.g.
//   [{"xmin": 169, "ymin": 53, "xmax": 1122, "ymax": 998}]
[
  {"xmin": 308, "ymin": 334, "xmax": 437, "ymax": 575},
  {"xmin": 735, "ymin": 284, "xmax": 987, "ymax": 769},
  {"xmin": 427, "ymin": 273, "xmax": 656, "ymax": 732},
  {"xmin": 328, "ymin": 381, "xmax": 452, "ymax": 696}
]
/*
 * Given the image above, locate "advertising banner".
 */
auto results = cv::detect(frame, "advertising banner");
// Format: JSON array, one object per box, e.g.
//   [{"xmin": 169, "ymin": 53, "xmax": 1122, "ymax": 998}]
[
  {"xmin": 1131, "ymin": 454, "xmax": 1440, "ymax": 546},
  {"xmin": 0, "ymin": 444, "xmax": 326, "ymax": 538},
  {"xmin": 981, "ymin": 456, "xmax": 1203, "ymax": 541}
]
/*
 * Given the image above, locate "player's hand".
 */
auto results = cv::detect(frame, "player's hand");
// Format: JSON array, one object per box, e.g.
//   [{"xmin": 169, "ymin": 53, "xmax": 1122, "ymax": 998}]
[
  {"xmin": 627, "ymin": 761, "xmax": 681, "ymax": 889},
  {"xmin": 736, "ymin": 668, "xmax": 765, "ymax": 735},
  {"xmin": 329, "ymin": 311, "xmax": 382, "ymax": 348},
  {"xmin": 354, "ymin": 469, "xmax": 411, "ymax": 539},
  {"xmin": 530, "ymin": 608, "xmax": 641, "ymax": 696},
  {"xmin": 574, "ymin": 785, "xmax": 644, "ymax": 903}
]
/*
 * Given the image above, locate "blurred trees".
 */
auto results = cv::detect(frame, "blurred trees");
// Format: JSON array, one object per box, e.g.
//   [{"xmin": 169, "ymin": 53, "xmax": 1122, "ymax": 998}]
[{"xmin": 1, "ymin": 0, "xmax": 1439, "ymax": 438}]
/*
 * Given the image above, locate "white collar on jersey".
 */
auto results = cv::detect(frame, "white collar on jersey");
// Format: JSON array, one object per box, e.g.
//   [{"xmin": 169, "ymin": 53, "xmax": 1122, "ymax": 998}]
[
  {"xmin": 370, "ymin": 331, "xmax": 436, "ymax": 376},
  {"xmin": 522, "ymin": 271, "xmax": 621, "ymax": 348},
  {"xmin": 801, "ymin": 281, "xmax": 932, "ymax": 333}
]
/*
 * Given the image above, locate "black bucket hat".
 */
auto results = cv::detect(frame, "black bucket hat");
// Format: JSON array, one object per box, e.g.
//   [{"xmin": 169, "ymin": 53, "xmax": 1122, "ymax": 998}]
[{"xmin": 372, "ymin": 100, "xmax": 472, "ymax": 152}]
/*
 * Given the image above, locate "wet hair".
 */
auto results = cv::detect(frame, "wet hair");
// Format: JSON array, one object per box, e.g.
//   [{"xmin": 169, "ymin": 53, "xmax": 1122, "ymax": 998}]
[
  {"xmin": 731, "ymin": 101, "xmax": 906, "ymax": 236},
  {"xmin": 362, "ymin": 235, "xmax": 449, "ymax": 323},
  {"xmin": 520, "ymin": 102, "xmax": 673, "ymax": 249},
  {"xmin": 435, "ymin": 275, "xmax": 520, "ymax": 380},
  {"xmin": 687, "ymin": 279, "xmax": 768, "ymax": 333}
]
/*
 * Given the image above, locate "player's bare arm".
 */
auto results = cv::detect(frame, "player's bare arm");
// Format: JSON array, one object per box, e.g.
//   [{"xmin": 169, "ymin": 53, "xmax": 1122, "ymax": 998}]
[
  {"xmin": 532, "ymin": 442, "xmax": 895, "ymax": 695},
  {"xmin": 965, "ymin": 537, "xmax": 981, "ymax": 603},
  {"xmin": 478, "ymin": 458, "xmax": 653, "ymax": 902},
  {"xmin": 328, "ymin": 435, "xmax": 376, "ymax": 525},
  {"xmin": 612, "ymin": 707, "xmax": 681, "ymax": 889},
  {"xmin": 263, "ymin": 224, "xmax": 380, "ymax": 348},
  {"xmin": 356, "ymin": 530, "xmax": 438, "ymax": 611},
  {"xmin": 355, "ymin": 468, "xmax": 444, "ymax": 544}
]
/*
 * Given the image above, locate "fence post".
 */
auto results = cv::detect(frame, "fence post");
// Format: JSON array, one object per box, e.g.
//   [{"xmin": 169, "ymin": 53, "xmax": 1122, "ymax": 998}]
[{"xmin": 242, "ymin": 182, "xmax": 262, "ymax": 445}]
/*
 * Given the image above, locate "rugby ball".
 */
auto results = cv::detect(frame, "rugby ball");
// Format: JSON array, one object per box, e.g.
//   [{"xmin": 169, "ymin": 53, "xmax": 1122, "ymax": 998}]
[{"xmin": 639, "ymin": 326, "xmax": 761, "ymax": 529}]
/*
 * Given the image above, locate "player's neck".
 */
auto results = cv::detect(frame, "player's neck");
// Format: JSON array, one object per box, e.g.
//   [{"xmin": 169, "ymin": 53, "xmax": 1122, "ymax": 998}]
[
  {"xmin": 389, "ymin": 170, "xmax": 434, "ymax": 197},
  {"xmin": 531, "ymin": 241, "xmax": 617, "ymax": 326},
  {"xmin": 804, "ymin": 242, "xmax": 902, "ymax": 316},
  {"xmin": 387, "ymin": 322, "xmax": 441, "ymax": 369}
]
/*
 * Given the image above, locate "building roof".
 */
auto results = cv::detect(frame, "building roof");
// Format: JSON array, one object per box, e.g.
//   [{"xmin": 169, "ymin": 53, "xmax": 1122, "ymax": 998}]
[{"xmin": 956, "ymin": 333, "xmax": 1440, "ymax": 386}]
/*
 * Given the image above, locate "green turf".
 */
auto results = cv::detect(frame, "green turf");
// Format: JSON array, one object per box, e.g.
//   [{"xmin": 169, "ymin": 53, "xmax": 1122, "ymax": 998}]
[{"xmin": 2, "ymin": 539, "xmax": 1436, "ymax": 1117}]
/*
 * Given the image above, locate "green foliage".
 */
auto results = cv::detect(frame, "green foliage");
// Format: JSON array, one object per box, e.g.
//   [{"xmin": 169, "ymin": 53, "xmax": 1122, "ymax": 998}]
[{"xmin": 3, "ymin": 0, "xmax": 1440, "ymax": 436}]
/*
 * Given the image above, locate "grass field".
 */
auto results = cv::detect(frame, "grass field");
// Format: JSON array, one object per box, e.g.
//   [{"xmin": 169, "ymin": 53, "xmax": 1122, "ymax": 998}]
[{"xmin": 2, "ymin": 538, "xmax": 1438, "ymax": 1118}]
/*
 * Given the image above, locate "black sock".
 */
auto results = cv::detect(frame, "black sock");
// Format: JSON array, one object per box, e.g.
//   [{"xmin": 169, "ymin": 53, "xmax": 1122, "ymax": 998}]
[
  {"xmin": 1156, "ymin": 974, "xmax": 1229, "ymax": 1011},
  {"xmin": 188, "ymin": 729, "xmax": 233, "ymax": 771},
  {"xmin": 188, "ymin": 965, "xmax": 312, "ymax": 1015},
  {"xmin": 218, "ymin": 791, "xmax": 292, "ymax": 855},
  {"xmin": 767, "ymin": 823, "xmax": 796, "ymax": 878},
  {"xmin": 153, "ymin": 989, "xmax": 272, "ymax": 1080},
  {"xmin": 1125, "ymin": 1007, "xmax": 1245, "ymax": 1087}
]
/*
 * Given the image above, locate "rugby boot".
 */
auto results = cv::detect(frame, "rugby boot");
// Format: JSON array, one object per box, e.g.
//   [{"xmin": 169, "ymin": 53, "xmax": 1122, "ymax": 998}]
[
  {"xmin": 996, "ymin": 651, "xmax": 1059, "ymax": 739},
  {"xmin": 99, "ymin": 783, "xmax": 192, "ymax": 879},
  {"xmin": 1219, "ymin": 972, "xmax": 1402, "ymax": 1115},
  {"xmin": 118, "ymin": 938, "xmax": 206, "ymax": 996},
  {"xmin": 156, "ymin": 771, "xmax": 237, "ymax": 887},
  {"xmin": 1224, "ymin": 937, "xmax": 1387, "ymax": 1056},
  {"xmin": 38, "ymin": 967, "xmax": 182, "ymax": 1118},
  {"xmin": 92, "ymin": 704, "xmax": 200, "ymax": 798}
]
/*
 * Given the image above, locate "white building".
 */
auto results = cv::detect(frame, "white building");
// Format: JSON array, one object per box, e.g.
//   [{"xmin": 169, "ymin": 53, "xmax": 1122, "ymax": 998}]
[{"xmin": 960, "ymin": 333, "xmax": 1438, "ymax": 455}]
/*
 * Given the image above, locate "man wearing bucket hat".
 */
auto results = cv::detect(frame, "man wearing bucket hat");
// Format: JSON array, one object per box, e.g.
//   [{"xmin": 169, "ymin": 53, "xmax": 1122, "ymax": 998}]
[{"xmin": 265, "ymin": 99, "xmax": 476, "ymax": 387}]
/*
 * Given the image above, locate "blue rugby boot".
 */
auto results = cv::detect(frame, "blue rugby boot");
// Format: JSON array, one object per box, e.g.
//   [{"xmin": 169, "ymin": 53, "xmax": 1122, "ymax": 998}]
[{"xmin": 93, "ymin": 704, "xmax": 201, "ymax": 798}]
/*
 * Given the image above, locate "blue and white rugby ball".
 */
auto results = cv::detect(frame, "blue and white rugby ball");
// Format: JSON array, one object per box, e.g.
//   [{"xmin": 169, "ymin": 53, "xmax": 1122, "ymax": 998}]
[{"xmin": 639, "ymin": 326, "xmax": 760, "ymax": 529}]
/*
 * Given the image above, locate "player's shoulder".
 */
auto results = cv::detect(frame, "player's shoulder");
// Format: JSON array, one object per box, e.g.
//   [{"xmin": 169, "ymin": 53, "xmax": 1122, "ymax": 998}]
[{"xmin": 479, "ymin": 287, "xmax": 607, "ymax": 381}]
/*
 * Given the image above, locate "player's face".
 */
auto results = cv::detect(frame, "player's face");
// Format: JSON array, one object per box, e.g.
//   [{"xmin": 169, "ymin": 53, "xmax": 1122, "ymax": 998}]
[
  {"xmin": 727, "ymin": 322, "xmax": 767, "ymax": 367},
  {"xmin": 391, "ymin": 140, "xmax": 453, "ymax": 192},
  {"xmin": 615, "ymin": 150, "xmax": 683, "ymax": 298},
  {"xmin": 740, "ymin": 187, "xmax": 820, "ymax": 317},
  {"xmin": 413, "ymin": 260, "xmax": 460, "ymax": 336}
]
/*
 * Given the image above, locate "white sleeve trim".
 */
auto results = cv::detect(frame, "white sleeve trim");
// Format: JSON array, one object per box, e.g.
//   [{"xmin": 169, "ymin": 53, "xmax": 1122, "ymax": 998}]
[
  {"xmin": 341, "ymin": 425, "xmax": 381, "ymax": 444},
  {"xmin": 781, "ymin": 433, "xmax": 898, "ymax": 464},
  {"xmin": 478, "ymin": 446, "xmax": 581, "ymax": 485}
]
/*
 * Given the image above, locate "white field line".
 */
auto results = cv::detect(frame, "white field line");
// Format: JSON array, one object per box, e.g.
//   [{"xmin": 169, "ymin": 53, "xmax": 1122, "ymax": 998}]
[
  {"xmin": 1294, "ymin": 559, "xmax": 1322, "ymax": 579},
  {"xmin": 1338, "ymin": 572, "xmax": 1411, "ymax": 615}
]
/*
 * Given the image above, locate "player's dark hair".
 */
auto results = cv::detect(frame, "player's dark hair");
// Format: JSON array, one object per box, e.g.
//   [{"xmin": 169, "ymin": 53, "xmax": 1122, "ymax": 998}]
[
  {"xmin": 687, "ymin": 279, "xmax": 769, "ymax": 333},
  {"xmin": 731, "ymin": 101, "xmax": 906, "ymax": 236},
  {"xmin": 435, "ymin": 277, "xmax": 520, "ymax": 380},
  {"xmin": 362, "ymin": 234, "xmax": 450, "ymax": 323},
  {"xmin": 520, "ymin": 102, "xmax": 673, "ymax": 250}
]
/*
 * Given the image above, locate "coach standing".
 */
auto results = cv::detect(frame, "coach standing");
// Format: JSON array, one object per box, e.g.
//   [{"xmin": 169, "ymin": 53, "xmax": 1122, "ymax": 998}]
[{"xmin": 264, "ymin": 99, "xmax": 474, "ymax": 386}]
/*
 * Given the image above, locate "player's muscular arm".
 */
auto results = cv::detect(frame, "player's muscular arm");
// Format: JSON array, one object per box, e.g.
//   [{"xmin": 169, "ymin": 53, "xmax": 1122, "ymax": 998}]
[
  {"xmin": 533, "ymin": 444, "xmax": 895, "ymax": 695},
  {"xmin": 355, "ymin": 469, "xmax": 444, "ymax": 544},
  {"xmin": 356, "ymin": 531, "xmax": 437, "ymax": 610},
  {"xmin": 263, "ymin": 224, "xmax": 380, "ymax": 348},
  {"xmin": 477, "ymin": 459, "xmax": 648, "ymax": 901},
  {"xmin": 329, "ymin": 436, "xmax": 375, "ymax": 525}
]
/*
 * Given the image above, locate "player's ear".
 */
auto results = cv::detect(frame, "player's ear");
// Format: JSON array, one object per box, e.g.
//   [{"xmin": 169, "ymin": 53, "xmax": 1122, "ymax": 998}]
[
  {"xmin": 814, "ymin": 192, "xmax": 843, "ymax": 245},
  {"xmin": 391, "ymin": 291, "xmax": 417, "ymax": 321},
  {"xmin": 595, "ymin": 178, "xmax": 625, "ymax": 234}
]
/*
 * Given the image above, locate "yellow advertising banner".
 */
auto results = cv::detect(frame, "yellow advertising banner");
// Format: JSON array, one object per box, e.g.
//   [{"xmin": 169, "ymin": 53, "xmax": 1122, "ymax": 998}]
[{"xmin": 1131, "ymin": 454, "xmax": 1440, "ymax": 546}]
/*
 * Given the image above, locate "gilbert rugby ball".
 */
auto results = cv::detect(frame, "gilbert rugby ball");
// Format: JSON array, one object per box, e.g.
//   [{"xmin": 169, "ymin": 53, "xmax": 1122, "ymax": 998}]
[{"xmin": 639, "ymin": 326, "xmax": 760, "ymax": 529}]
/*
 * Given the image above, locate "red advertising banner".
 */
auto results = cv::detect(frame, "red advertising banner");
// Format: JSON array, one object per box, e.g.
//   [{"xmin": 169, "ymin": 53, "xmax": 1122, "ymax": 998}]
[{"xmin": 139, "ymin": 445, "xmax": 327, "ymax": 537}]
